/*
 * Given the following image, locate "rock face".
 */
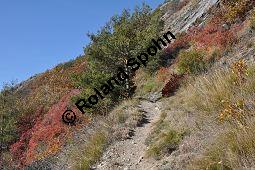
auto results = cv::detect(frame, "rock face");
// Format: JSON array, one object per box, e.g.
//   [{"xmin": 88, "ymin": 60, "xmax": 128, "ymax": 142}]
[{"xmin": 161, "ymin": 0, "xmax": 219, "ymax": 33}]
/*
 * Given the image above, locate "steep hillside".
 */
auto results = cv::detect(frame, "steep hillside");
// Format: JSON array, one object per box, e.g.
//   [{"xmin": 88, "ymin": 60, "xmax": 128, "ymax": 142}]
[{"xmin": 1, "ymin": 0, "xmax": 255, "ymax": 169}]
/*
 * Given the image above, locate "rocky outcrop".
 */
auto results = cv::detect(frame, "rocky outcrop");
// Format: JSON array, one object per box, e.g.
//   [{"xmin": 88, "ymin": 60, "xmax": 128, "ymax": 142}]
[{"xmin": 161, "ymin": 0, "xmax": 219, "ymax": 33}]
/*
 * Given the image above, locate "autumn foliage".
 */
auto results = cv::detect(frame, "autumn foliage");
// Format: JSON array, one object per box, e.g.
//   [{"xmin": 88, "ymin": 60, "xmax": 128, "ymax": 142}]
[
  {"xmin": 164, "ymin": 32, "xmax": 192, "ymax": 57},
  {"xmin": 10, "ymin": 89, "xmax": 89, "ymax": 167},
  {"xmin": 162, "ymin": 73, "xmax": 184, "ymax": 97},
  {"xmin": 190, "ymin": 17, "xmax": 239, "ymax": 50}
]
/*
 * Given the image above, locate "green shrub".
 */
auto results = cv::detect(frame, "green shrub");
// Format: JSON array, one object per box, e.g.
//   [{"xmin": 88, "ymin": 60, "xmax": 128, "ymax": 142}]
[
  {"xmin": 0, "ymin": 83, "xmax": 21, "ymax": 147},
  {"xmin": 177, "ymin": 49, "xmax": 207, "ymax": 74}
]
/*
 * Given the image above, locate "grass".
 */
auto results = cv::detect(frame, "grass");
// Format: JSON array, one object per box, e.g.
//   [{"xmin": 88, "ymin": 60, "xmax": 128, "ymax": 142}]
[
  {"xmin": 146, "ymin": 129, "xmax": 184, "ymax": 159},
  {"xmin": 134, "ymin": 69, "xmax": 165, "ymax": 97},
  {"xmin": 109, "ymin": 99, "xmax": 140, "ymax": 125},
  {"xmin": 75, "ymin": 131, "xmax": 108, "ymax": 170},
  {"xmin": 172, "ymin": 60, "xmax": 255, "ymax": 169},
  {"xmin": 189, "ymin": 121, "xmax": 255, "ymax": 169},
  {"xmin": 250, "ymin": 9, "xmax": 255, "ymax": 30},
  {"xmin": 181, "ymin": 60, "xmax": 255, "ymax": 120},
  {"xmin": 145, "ymin": 112, "xmax": 184, "ymax": 159}
]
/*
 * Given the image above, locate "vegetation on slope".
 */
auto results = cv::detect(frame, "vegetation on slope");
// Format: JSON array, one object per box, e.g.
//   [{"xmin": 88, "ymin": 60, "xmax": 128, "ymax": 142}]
[
  {"xmin": 1, "ymin": 0, "xmax": 255, "ymax": 169},
  {"xmin": 143, "ymin": 1, "xmax": 255, "ymax": 169},
  {"xmin": 1, "ymin": 3, "xmax": 166, "ymax": 169}
]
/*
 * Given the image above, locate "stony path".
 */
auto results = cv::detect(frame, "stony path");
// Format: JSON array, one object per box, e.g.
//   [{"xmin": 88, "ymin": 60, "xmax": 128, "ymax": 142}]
[{"xmin": 95, "ymin": 100, "xmax": 162, "ymax": 170}]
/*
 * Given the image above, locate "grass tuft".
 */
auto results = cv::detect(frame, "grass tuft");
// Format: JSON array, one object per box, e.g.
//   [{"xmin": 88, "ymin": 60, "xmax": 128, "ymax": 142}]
[{"xmin": 76, "ymin": 131, "xmax": 108, "ymax": 170}]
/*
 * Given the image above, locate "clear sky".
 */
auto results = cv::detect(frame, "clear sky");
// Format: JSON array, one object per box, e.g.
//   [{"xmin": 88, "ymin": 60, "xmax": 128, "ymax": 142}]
[{"xmin": 0, "ymin": 0, "xmax": 164, "ymax": 89}]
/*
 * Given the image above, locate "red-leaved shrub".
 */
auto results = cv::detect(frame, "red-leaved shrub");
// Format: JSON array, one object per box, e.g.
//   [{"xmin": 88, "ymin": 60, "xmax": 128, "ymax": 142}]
[
  {"xmin": 189, "ymin": 16, "xmax": 240, "ymax": 50},
  {"xmin": 164, "ymin": 33, "xmax": 192, "ymax": 57},
  {"xmin": 162, "ymin": 73, "xmax": 184, "ymax": 97},
  {"xmin": 10, "ymin": 89, "xmax": 89, "ymax": 167}
]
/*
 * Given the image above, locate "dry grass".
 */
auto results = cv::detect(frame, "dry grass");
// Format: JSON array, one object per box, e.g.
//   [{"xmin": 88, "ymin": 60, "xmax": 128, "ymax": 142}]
[
  {"xmin": 110, "ymin": 99, "xmax": 138, "ymax": 122},
  {"xmin": 134, "ymin": 69, "xmax": 165, "ymax": 97},
  {"xmin": 180, "ymin": 60, "xmax": 255, "ymax": 120},
  {"xmin": 145, "ymin": 112, "xmax": 185, "ymax": 159},
  {"xmin": 169, "ymin": 60, "xmax": 255, "ymax": 169},
  {"xmin": 189, "ymin": 120, "xmax": 255, "ymax": 169},
  {"xmin": 75, "ymin": 130, "xmax": 108, "ymax": 170},
  {"xmin": 250, "ymin": 9, "xmax": 255, "ymax": 30}
]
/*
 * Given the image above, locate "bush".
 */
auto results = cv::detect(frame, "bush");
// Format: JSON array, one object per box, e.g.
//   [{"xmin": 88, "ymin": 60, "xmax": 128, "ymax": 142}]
[
  {"xmin": 164, "ymin": 32, "xmax": 191, "ymax": 60},
  {"xmin": 190, "ymin": 17, "xmax": 238, "ymax": 51},
  {"xmin": 177, "ymin": 49, "xmax": 207, "ymax": 74},
  {"xmin": 156, "ymin": 67, "xmax": 171, "ymax": 83},
  {"xmin": 162, "ymin": 73, "xmax": 184, "ymax": 97},
  {"xmin": 0, "ymin": 83, "xmax": 21, "ymax": 148},
  {"xmin": 223, "ymin": 0, "xmax": 255, "ymax": 23}
]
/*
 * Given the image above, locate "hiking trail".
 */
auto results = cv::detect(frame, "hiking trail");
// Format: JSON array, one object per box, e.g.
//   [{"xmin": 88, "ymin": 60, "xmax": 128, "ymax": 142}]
[{"xmin": 95, "ymin": 100, "xmax": 162, "ymax": 170}]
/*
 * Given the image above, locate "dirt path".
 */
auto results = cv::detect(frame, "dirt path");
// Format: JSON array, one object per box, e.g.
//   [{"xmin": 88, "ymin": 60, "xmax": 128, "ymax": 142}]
[{"xmin": 95, "ymin": 100, "xmax": 162, "ymax": 170}]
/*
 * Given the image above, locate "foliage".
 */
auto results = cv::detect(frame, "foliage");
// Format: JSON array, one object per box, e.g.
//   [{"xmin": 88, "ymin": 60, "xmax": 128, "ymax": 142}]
[
  {"xmin": 9, "ymin": 90, "xmax": 86, "ymax": 167},
  {"xmin": 73, "ymin": 3, "xmax": 164, "ymax": 112},
  {"xmin": 1, "ymin": 55, "xmax": 87, "ymax": 166},
  {"xmin": 0, "ymin": 83, "xmax": 21, "ymax": 147},
  {"xmin": 181, "ymin": 60, "xmax": 255, "ymax": 119},
  {"xmin": 190, "ymin": 16, "xmax": 238, "ymax": 50},
  {"xmin": 2, "ymin": 55, "xmax": 87, "ymax": 168},
  {"xmin": 223, "ymin": 0, "xmax": 255, "ymax": 23},
  {"xmin": 218, "ymin": 99, "xmax": 248, "ymax": 126},
  {"xmin": 230, "ymin": 59, "xmax": 248, "ymax": 85},
  {"xmin": 174, "ymin": 61, "xmax": 255, "ymax": 169},
  {"xmin": 85, "ymin": 3, "xmax": 163, "ymax": 73},
  {"xmin": 156, "ymin": 67, "xmax": 171, "ymax": 83},
  {"xmin": 164, "ymin": 32, "xmax": 191, "ymax": 61},
  {"xmin": 162, "ymin": 73, "xmax": 184, "ymax": 97},
  {"xmin": 176, "ymin": 49, "xmax": 207, "ymax": 74},
  {"xmin": 71, "ymin": 68, "xmax": 118, "ymax": 115},
  {"xmin": 218, "ymin": 60, "xmax": 251, "ymax": 126}
]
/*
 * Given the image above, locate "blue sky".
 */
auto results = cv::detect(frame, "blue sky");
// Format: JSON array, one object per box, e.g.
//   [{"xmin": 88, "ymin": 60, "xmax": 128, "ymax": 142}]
[{"xmin": 0, "ymin": 0, "xmax": 164, "ymax": 89}]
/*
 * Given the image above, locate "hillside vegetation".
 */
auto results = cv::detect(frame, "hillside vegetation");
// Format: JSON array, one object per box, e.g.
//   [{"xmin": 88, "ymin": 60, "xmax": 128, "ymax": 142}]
[{"xmin": 1, "ymin": 0, "xmax": 255, "ymax": 169}]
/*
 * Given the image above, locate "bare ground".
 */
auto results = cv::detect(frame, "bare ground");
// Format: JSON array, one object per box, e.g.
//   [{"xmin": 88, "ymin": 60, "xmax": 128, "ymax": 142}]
[{"xmin": 95, "ymin": 100, "xmax": 162, "ymax": 170}]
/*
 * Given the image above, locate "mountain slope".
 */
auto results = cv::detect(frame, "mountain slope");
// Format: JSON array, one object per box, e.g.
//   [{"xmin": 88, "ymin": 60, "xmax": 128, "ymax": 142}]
[{"xmin": 1, "ymin": 0, "xmax": 255, "ymax": 169}]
